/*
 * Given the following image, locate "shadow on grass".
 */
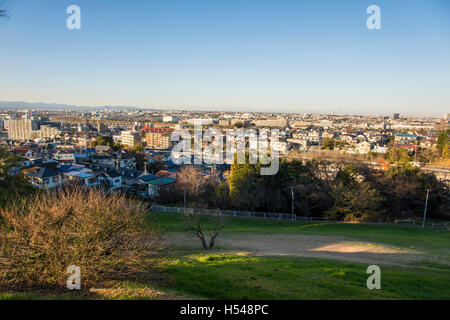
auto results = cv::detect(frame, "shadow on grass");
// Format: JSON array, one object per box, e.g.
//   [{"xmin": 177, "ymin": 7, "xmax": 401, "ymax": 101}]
[{"xmin": 158, "ymin": 252, "xmax": 450, "ymax": 300}]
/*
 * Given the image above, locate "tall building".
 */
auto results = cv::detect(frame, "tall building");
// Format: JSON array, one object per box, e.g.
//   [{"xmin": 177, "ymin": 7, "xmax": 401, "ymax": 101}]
[
  {"xmin": 391, "ymin": 113, "xmax": 400, "ymax": 120},
  {"xmin": 120, "ymin": 130, "xmax": 142, "ymax": 148},
  {"xmin": 254, "ymin": 118, "xmax": 287, "ymax": 128},
  {"xmin": 7, "ymin": 119, "xmax": 39, "ymax": 140},
  {"xmin": 97, "ymin": 121, "xmax": 108, "ymax": 133},
  {"xmin": 144, "ymin": 128, "xmax": 173, "ymax": 150},
  {"xmin": 163, "ymin": 116, "xmax": 180, "ymax": 123},
  {"xmin": 444, "ymin": 113, "xmax": 450, "ymax": 121},
  {"xmin": 37, "ymin": 124, "xmax": 62, "ymax": 139}
]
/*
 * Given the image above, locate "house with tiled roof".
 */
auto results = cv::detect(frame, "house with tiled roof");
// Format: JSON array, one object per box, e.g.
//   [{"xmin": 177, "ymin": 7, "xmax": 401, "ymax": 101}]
[
  {"xmin": 24, "ymin": 166, "xmax": 62, "ymax": 189},
  {"xmin": 96, "ymin": 168, "xmax": 122, "ymax": 192}
]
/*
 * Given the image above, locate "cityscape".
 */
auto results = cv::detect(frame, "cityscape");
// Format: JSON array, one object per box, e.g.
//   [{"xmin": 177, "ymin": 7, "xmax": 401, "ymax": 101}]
[
  {"xmin": 0, "ymin": 0, "xmax": 449, "ymax": 311},
  {"xmin": 1, "ymin": 107, "xmax": 449, "ymax": 195}
]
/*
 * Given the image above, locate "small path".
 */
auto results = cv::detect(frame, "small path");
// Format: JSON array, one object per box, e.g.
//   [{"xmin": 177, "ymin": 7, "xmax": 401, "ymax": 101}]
[{"xmin": 165, "ymin": 233, "xmax": 440, "ymax": 267}]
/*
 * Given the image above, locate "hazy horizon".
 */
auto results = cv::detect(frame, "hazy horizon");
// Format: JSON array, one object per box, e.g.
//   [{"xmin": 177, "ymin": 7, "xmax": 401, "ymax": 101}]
[
  {"xmin": 1, "ymin": 0, "xmax": 449, "ymax": 116},
  {"xmin": 0, "ymin": 99, "xmax": 446, "ymax": 118}
]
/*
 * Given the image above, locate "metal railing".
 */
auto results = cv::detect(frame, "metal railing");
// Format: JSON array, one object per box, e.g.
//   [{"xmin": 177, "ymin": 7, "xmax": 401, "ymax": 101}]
[{"xmin": 151, "ymin": 205, "xmax": 300, "ymax": 222}]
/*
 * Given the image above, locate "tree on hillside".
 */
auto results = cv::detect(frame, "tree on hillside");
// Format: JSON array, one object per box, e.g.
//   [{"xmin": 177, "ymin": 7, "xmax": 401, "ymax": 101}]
[
  {"xmin": 443, "ymin": 144, "xmax": 450, "ymax": 159},
  {"xmin": 385, "ymin": 148, "xmax": 411, "ymax": 164},
  {"xmin": 182, "ymin": 209, "xmax": 226, "ymax": 250},
  {"xmin": 228, "ymin": 162, "xmax": 266, "ymax": 211},
  {"xmin": 326, "ymin": 182, "xmax": 384, "ymax": 222},
  {"xmin": 91, "ymin": 136, "xmax": 121, "ymax": 151},
  {"xmin": 381, "ymin": 164, "xmax": 449, "ymax": 220},
  {"xmin": 177, "ymin": 166, "xmax": 205, "ymax": 202},
  {"xmin": 321, "ymin": 138, "xmax": 334, "ymax": 150},
  {"xmin": 437, "ymin": 129, "xmax": 450, "ymax": 157},
  {"xmin": 0, "ymin": 149, "xmax": 33, "ymax": 206},
  {"xmin": 0, "ymin": 188, "xmax": 160, "ymax": 289}
]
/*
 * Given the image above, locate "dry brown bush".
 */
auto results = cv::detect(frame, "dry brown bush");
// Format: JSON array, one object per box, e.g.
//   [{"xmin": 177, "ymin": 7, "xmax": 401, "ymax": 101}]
[{"xmin": 0, "ymin": 188, "xmax": 160, "ymax": 290}]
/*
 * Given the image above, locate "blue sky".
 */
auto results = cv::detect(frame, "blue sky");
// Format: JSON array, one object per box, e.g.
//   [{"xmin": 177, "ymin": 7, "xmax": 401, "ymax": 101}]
[{"xmin": 0, "ymin": 0, "xmax": 449, "ymax": 116}]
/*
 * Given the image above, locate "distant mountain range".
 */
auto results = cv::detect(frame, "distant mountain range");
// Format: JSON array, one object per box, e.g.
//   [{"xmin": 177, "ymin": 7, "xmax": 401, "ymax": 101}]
[{"xmin": 0, "ymin": 101, "xmax": 146, "ymax": 111}]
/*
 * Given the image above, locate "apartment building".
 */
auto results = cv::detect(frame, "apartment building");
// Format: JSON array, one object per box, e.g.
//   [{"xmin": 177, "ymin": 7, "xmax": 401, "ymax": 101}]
[
  {"xmin": 36, "ymin": 124, "xmax": 62, "ymax": 139},
  {"xmin": 163, "ymin": 116, "xmax": 180, "ymax": 123},
  {"xmin": 254, "ymin": 118, "xmax": 287, "ymax": 128},
  {"xmin": 144, "ymin": 128, "xmax": 173, "ymax": 150},
  {"xmin": 120, "ymin": 130, "xmax": 142, "ymax": 148},
  {"xmin": 7, "ymin": 119, "xmax": 39, "ymax": 140}
]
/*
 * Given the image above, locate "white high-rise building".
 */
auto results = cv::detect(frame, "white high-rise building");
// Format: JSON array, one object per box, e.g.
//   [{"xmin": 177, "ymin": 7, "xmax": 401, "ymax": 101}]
[
  {"xmin": 120, "ymin": 131, "xmax": 142, "ymax": 148},
  {"xmin": 444, "ymin": 113, "xmax": 450, "ymax": 121},
  {"xmin": 7, "ymin": 119, "xmax": 39, "ymax": 140}
]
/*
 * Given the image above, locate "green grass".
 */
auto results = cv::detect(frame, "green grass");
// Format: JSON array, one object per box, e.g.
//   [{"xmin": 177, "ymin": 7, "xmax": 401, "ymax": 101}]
[
  {"xmin": 160, "ymin": 252, "xmax": 450, "ymax": 300},
  {"xmin": 2, "ymin": 212, "xmax": 448, "ymax": 300},
  {"xmin": 150, "ymin": 212, "xmax": 450, "ymax": 252}
]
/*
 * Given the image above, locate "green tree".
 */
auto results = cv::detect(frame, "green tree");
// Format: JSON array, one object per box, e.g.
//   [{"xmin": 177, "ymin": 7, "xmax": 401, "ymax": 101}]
[
  {"xmin": 381, "ymin": 164, "xmax": 449, "ymax": 220},
  {"xmin": 0, "ymin": 149, "xmax": 33, "ymax": 206},
  {"xmin": 437, "ymin": 129, "xmax": 450, "ymax": 156},
  {"xmin": 385, "ymin": 148, "xmax": 411, "ymax": 164},
  {"xmin": 321, "ymin": 139, "xmax": 334, "ymax": 150},
  {"xmin": 133, "ymin": 143, "xmax": 143, "ymax": 153},
  {"xmin": 443, "ymin": 144, "xmax": 450, "ymax": 158},
  {"xmin": 91, "ymin": 136, "xmax": 121, "ymax": 151},
  {"xmin": 326, "ymin": 182, "xmax": 384, "ymax": 222}
]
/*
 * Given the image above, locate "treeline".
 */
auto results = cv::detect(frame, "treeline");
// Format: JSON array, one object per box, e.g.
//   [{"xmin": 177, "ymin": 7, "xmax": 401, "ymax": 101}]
[{"xmin": 160, "ymin": 159, "xmax": 449, "ymax": 222}]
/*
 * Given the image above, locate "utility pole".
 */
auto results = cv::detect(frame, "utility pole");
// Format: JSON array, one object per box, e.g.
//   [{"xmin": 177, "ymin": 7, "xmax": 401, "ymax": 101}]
[
  {"xmin": 291, "ymin": 186, "xmax": 295, "ymax": 222},
  {"xmin": 422, "ymin": 189, "xmax": 430, "ymax": 228},
  {"xmin": 414, "ymin": 144, "xmax": 417, "ymax": 163},
  {"xmin": 184, "ymin": 187, "xmax": 186, "ymax": 212}
]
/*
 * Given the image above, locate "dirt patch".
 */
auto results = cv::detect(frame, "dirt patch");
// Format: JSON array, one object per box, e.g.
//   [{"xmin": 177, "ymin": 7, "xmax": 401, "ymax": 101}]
[{"xmin": 165, "ymin": 233, "xmax": 436, "ymax": 267}]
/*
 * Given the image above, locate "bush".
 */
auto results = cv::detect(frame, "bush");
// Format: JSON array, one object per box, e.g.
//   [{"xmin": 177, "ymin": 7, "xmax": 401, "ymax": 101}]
[{"xmin": 0, "ymin": 188, "xmax": 160, "ymax": 290}]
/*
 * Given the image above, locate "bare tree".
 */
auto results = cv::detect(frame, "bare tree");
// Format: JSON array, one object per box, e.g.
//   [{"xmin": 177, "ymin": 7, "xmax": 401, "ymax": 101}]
[
  {"xmin": 182, "ymin": 209, "xmax": 226, "ymax": 250},
  {"xmin": 177, "ymin": 166, "xmax": 205, "ymax": 201}
]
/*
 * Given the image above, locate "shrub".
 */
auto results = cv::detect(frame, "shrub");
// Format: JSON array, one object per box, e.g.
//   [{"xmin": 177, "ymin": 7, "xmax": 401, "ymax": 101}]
[{"xmin": 0, "ymin": 188, "xmax": 160, "ymax": 290}]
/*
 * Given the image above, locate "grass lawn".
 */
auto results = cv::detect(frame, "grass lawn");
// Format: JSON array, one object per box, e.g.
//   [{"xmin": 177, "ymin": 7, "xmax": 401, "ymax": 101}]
[
  {"xmin": 150, "ymin": 212, "xmax": 450, "ymax": 252},
  {"xmin": 145, "ymin": 213, "xmax": 450, "ymax": 300},
  {"xmin": 158, "ymin": 252, "xmax": 450, "ymax": 300},
  {"xmin": 2, "ymin": 213, "xmax": 448, "ymax": 300}
]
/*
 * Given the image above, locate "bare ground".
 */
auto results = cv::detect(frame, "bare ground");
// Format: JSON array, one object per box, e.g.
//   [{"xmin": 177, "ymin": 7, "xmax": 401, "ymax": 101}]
[{"xmin": 165, "ymin": 233, "xmax": 447, "ymax": 267}]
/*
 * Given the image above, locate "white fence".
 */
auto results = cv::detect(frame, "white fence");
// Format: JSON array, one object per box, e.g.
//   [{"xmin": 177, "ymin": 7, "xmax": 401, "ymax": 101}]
[{"xmin": 151, "ymin": 205, "xmax": 302, "ymax": 222}]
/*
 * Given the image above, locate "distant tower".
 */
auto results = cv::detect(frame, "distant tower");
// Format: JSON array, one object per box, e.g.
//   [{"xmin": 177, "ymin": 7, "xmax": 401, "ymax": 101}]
[
  {"xmin": 391, "ymin": 113, "xmax": 400, "ymax": 120},
  {"xmin": 444, "ymin": 113, "xmax": 450, "ymax": 121}
]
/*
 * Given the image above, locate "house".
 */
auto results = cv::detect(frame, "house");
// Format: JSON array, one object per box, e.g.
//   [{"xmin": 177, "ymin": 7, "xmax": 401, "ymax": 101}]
[
  {"xmin": 144, "ymin": 177, "xmax": 176, "ymax": 198},
  {"xmin": 354, "ymin": 141, "xmax": 372, "ymax": 154},
  {"xmin": 25, "ymin": 166, "xmax": 62, "ymax": 189},
  {"xmin": 395, "ymin": 134, "xmax": 418, "ymax": 144},
  {"xmin": 92, "ymin": 153, "xmax": 115, "ymax": 166},
  {"xmin": 120, "ymin": 168, "xmax": 145, "ymax": 187},
  {"xmin": 59, "ymin": 164, "xmax": 97, "ymax": 187},
  {"xmin": 96, "ymin": 169, "xmax": 122, "ymax": 192},
  {"xmin": 115, "ymin": 151, "xmax": 137, "ymax": 169},
  {"xmin": 155, "ymin": 170, "xmax": 178, "ymax": 179},
  {"xmin": 53, "ymin": 152, "xmax": 76, "ymax": 165},
  {"xmin": 373, "ymin": 145, "xmax": 389, "ymax": 153}
]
